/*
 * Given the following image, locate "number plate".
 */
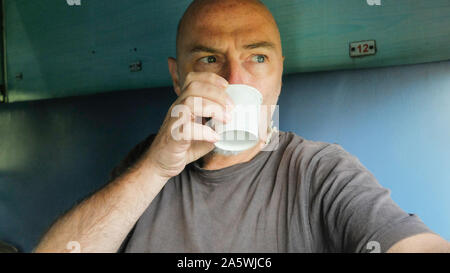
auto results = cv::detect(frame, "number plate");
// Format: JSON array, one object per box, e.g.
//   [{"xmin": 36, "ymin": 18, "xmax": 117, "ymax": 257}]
[{"xmin": 349, "ymin": 40, "xmax": 376, "ymax": 57}]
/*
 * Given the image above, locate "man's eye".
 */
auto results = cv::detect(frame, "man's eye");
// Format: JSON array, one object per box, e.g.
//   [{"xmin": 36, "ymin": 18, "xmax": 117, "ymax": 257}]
[
  {"xmin": 200, "ymin": 56, "xmax": 217, "ymax": 64},
  {"xmin": 252, "ymin": 55, "xmax": 267, "ymax": 63}
]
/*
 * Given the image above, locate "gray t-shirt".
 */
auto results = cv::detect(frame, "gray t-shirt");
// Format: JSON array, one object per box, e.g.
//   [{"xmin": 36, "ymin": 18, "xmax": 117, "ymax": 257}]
[{"xmin": 111, "ymin": 131, "xmax": 432, "ymax": 253}]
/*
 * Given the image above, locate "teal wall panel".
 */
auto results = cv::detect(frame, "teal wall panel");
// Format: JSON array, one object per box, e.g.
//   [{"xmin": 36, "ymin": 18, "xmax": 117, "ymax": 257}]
[
  {"xmin": 5, "ymin": 0, "xmax": 186, "ymax": 102},
  {"xmin": 4, "ymin": 0, "xmax": 450, "ymax": 102}
]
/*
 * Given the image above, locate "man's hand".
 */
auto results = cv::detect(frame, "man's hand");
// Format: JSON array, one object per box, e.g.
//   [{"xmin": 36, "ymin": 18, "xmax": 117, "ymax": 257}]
[{"xmin": 145, "ymin": 71, "xmax": 233, "ymax": 179}]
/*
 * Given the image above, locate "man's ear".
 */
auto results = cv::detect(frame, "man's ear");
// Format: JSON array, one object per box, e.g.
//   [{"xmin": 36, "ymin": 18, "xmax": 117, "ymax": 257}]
[{"xmin": 168, "ymin": 57, "xmax": 182, "ymax": 96}]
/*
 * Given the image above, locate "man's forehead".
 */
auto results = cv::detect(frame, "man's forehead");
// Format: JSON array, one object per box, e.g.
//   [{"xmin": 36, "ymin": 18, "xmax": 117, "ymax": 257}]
[
  {"xmin": 193, "ymin": 24, "xmax": 272, "ymax": 41},
  {"xmin": 180, "ymin": 21, "xmax": 279, "ymax": 51}
]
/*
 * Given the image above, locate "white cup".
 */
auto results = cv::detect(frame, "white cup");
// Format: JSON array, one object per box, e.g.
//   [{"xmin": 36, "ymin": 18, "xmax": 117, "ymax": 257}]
[{"xmin": 207, "ymin": 84, "xmax": 263, "ymax": 152}]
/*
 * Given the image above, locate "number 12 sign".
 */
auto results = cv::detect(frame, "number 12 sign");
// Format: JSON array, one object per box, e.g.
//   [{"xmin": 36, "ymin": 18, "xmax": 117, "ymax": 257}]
[{"xmin": 349, "ymin": 40, "xmax": 377, "ymax": 57}]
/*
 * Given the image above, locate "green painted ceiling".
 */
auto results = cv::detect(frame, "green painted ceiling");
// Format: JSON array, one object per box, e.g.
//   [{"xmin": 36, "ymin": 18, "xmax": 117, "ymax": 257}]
[{"xmin": 3, "ymin": 0, "xmax": 450, "ymax": 102}]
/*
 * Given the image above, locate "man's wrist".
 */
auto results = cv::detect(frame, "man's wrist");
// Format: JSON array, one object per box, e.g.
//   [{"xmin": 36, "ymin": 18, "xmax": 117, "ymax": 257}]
[
  {"xmin": 114, "ymin": 154, "xmax": 170, "ymax": 196},
  {"xmin": 145, "ymin": 160, "xmax": 171, "ymax": 185}
]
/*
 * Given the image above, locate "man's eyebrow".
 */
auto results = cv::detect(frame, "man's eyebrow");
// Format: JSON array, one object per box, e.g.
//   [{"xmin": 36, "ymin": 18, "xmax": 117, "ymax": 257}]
[
  {"xmin": 242, "ymin": 41, "xmax": 276, "ymax": 50},
  {"xmin": 189, "ymin": 45, "xmax": 223, "ymax": 55},
  {"xmin": 188, "ymin": 41, "xmax": 276, "ymax": 55}
]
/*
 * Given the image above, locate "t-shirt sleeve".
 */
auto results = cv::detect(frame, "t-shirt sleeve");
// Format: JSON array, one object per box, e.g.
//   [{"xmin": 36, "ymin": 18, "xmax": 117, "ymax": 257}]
[{"xmin": 308, "ymin": 144, "xmax": 434, "ymax": 253}]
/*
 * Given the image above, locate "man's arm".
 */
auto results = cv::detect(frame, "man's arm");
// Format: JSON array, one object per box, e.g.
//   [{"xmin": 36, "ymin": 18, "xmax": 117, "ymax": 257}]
[
  {"xmin": 308, "ymin": 144, "xmax": 445, "ymax": 253},
  {"xmin": 33, "ymin": 153, "xmax": 169, "ymax": 253},
  {"xmin": 33, "ymin": 71, "xmax": 230, "ymax": 253},
  {"xmin": 387, "ymin": 233, "xmax": 450, "ymax": 253}
]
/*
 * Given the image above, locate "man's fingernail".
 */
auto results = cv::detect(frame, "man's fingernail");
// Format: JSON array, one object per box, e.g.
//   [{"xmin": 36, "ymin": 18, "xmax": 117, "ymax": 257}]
[{"xmin": 219, "ymin": 79, "xmax": 228, "ymax": 87}]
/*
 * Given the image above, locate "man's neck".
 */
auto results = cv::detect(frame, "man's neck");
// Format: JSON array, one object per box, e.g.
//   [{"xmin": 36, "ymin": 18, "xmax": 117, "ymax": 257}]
[{"xmin": 200, "ymin": 139, "xmax": 266, "ymax": 170}]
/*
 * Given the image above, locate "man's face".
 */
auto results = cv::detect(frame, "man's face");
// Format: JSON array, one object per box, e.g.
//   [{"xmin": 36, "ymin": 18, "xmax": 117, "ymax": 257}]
[{"xmin": 171, "ymin": 0, "xmax": 284, "ymax": 108}]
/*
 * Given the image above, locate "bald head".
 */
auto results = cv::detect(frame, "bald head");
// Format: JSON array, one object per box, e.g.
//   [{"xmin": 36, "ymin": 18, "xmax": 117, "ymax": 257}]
[{"xmin": 175, "ymin": 0, "xmax": 281, "ymax": 59}]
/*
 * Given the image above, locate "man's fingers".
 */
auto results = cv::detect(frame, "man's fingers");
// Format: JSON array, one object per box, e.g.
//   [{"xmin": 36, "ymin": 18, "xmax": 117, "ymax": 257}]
[
  {"xmin": 167, "ymin": 71, "xmax": 236, "ymax": 144},
  {"xmin": 176, "ymin": 72, "xmax": 235, "ymax": 110},
  {"xmin": 170, "ymin": 120, "xmax": 220, "ymax": 143},
  {"xmin": 182, "ymin": 97, "xmax": 231, "ymax": 124},
  {"xmin": 178, "ymin": 81, "xmax": 233, "ymax": 111},
  {"xmin": 181, "ymin": 72, "xmax": 228, "ymax": 91}
]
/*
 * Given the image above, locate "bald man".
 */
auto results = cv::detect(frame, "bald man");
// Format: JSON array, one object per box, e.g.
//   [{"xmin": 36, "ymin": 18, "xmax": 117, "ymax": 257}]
[{"xmin": 35, "ymin": 0, "xmax": 450, "ymax": 253}]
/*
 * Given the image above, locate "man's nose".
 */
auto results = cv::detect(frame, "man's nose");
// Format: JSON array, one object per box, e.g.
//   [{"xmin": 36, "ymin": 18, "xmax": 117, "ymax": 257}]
[{"xmin": 223, "ymin": 59, "xmax": 245, "ymax": 85}]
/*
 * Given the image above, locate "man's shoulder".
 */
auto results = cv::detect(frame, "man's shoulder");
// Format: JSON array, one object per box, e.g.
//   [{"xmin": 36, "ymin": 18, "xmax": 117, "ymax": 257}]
[
  {"xmin": 279, "ymin": 131, "xmax": 344, "ymax": 159},
  {"xmin": 278, "ymin": 131, "xmax": 362, "ymax": 173}
]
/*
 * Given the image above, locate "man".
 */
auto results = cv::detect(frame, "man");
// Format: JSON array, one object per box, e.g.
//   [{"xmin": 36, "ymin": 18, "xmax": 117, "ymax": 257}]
[{"xmin": 34, "ymin": 0, "xmax": 450, "ymax": 253}]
